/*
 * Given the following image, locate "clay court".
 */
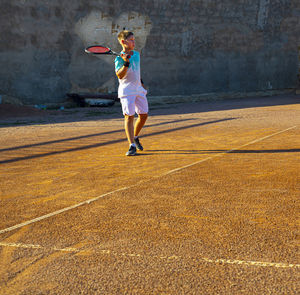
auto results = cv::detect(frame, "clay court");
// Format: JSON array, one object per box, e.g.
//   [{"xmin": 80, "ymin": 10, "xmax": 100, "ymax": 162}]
[{"xmin": 0, "ymin": 95, "xmax": 299, "ymax": 294}]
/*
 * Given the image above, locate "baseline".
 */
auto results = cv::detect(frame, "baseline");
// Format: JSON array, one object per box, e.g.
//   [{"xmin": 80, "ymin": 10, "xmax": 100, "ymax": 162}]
[{"xmin": 0, "ymin": 242, "xmax": 299, "ymax": 269}]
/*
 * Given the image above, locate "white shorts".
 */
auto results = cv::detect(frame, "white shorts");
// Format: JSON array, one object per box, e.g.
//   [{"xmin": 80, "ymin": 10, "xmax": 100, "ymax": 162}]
[{"xmin": 120, "ymin": 93, "xmax": 148, "ymax": 116}]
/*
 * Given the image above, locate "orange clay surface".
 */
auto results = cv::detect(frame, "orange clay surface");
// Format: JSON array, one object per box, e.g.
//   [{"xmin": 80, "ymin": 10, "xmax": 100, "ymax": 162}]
[{"xmin": 0, "ymin": 95, "xmax": 299, "ymax": 294}]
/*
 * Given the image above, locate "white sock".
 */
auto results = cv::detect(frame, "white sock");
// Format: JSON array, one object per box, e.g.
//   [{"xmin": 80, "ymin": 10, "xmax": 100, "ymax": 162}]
[
  {"xmin": 130, "ymin": 143, "xmax": 136, "ymax": 148},
  {"xmin": 134, "ymin": 136, "xmax": 138, "ymax": 139}
]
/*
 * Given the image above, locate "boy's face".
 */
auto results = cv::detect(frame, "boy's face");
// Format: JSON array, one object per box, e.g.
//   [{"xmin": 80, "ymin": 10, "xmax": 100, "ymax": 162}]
[{"xmin": 122, "ymin": 35, "xmax": 135, "ymax": 51}]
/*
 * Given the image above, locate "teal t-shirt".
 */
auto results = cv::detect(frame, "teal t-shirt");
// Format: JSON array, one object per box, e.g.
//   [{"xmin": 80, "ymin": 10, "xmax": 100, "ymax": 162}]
[
  {"xmin": 115, "ymin": 50, "xmax": 146, "ymax": 98},
  {"xmin": 115, "ymin": 50, "xmax": 140, "ymax": 72}
]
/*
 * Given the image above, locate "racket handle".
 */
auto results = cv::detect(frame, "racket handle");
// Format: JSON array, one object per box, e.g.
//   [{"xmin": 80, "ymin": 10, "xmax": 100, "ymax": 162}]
[{"xmin": 119, "ymin": 54, "xmax": 131, "ymax": 59}]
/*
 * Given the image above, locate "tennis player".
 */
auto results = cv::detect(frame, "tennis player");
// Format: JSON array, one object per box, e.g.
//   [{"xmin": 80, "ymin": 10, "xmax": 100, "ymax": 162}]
[{"xmin": 115, "ymin": 30, "xmax": 148, "ymax": 156}]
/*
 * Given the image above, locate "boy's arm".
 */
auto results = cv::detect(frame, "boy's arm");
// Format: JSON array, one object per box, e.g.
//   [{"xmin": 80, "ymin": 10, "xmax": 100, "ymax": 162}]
[
  {"xmin": 116, "ymin": 65, "xmax": 129, "ymax": 79},
  {"xmin": 116, "ymin": 54, "xmax": 130, "ymax": 79}
]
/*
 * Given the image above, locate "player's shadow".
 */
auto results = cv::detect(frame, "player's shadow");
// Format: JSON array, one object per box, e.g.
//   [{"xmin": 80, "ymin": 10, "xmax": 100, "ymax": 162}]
[
  {"xmin": 0, "ymin": 118, "xmax": 196, "ymax": 153},
  {"xmin": 145, "ymin": 149, "xmax": 300, "ymax": 154},
  {"xmin": 0, "ymin": 118, "xmax": 236, "ymax": 164}
]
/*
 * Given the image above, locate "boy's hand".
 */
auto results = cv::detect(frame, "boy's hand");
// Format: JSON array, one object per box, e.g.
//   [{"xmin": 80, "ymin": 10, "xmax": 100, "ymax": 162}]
[
  {"xmin": 121, "ymin": 53, "xmax": 130, "ymax": 62},
  {"xmin": 116, "ymin": 53, "xmax": 131, "ymax": 79}
]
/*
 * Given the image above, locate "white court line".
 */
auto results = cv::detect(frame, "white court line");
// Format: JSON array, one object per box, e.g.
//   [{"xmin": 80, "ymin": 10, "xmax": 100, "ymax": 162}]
[
  {"xmin": 0, "ymin": 242, "xmax": 299, "ymax": 269},
  {"xmin": 0, "ymin": 125, "xmax": 297, "ymax": 235},
  {"xmin": 163, "ymin": 125, "xmax": 297, "ymax": 175}
]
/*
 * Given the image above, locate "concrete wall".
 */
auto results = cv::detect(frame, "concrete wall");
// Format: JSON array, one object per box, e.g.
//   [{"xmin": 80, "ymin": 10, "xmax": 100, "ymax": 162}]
[{"xmin": 0, "ymin": 0, "xmax": 299, "ymax": 104}]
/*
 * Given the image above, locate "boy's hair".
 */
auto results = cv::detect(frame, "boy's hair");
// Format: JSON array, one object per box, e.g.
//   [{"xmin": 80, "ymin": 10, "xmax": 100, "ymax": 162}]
[{"xmin": 118, "ymin": 30, "xmax": 134, "ymax": 43}]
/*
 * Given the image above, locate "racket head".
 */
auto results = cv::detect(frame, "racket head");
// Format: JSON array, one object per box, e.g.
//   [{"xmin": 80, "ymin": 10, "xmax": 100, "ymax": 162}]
[{"xmin": 85, "ymin": 45, "xmax": 117, "ymax": 55}]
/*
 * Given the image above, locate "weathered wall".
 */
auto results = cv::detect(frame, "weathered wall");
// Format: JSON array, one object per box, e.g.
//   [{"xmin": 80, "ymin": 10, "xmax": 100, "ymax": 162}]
[{"xmin": 0, "ymin": 0, "xmax": 299, "ymax": 104}]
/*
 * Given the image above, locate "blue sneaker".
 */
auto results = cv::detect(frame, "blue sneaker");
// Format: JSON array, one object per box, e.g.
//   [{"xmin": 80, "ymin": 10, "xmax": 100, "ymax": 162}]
[
  {"xmin": 126, "ymin": 145, "xmax": 137, "ymax": 156},
  {"xmin": 134, "ymin": 137, "xmax": 143, "ymax": 151}
]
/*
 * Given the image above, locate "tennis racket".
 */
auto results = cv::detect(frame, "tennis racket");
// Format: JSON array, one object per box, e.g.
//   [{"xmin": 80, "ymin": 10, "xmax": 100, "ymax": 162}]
[
  {"xmin": 85, "ymin": 45, "xmax": 120, "ymax": 56},
  {"xmin": 85, "ymin": 45, "xmax": 131, "ymax": 60}
]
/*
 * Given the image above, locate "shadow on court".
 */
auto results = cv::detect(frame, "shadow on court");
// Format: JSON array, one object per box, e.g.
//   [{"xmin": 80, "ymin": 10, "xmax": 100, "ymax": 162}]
[
  {"xmin": 146, "ymin": 148, "xmax": 300, "ymax": 154},
  {"xmin": 0, "ymin": 118, "xmax": 236, "ymax": 164},
  {"xmin": 0, "ymin": 118, "xmax": 196, "ymax": 153}
]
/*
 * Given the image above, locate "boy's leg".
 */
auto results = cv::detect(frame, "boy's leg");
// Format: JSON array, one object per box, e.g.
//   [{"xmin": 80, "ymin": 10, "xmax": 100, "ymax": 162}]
[
  {"xmin": 120, "ymin": 95, "xmax": 137, "ymax": 156},
  {"xmin": 134, "ymin": 114, "xmax": 147, "ymax": 151},
  {"xmin": 134, "ymin": 113, "xmax": 148, "ymax": 137},
  {"xmin": 124, "ymin": 114, "xmax": 136, "ymax": 156},
  {"xmin": 134, "ymin": 94, "xmax": 149, "ymax": 151},
  {"xmin": 134, "ymin": 93, "xmax": 149, "ymax": 136},
  {"xmin": 124, "ymin": 114, "xmax": 135, "ymax": 144}
]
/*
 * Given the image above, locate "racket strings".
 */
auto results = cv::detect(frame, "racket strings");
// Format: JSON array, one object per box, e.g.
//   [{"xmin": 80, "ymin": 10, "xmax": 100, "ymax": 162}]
[{"xmin": 86, "ymin": 46, "xmax": 111, "ymax": 54}]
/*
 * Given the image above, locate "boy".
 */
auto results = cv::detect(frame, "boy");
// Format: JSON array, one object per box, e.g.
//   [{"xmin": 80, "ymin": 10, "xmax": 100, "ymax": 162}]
[{"xmin": 115, "ymin": 30, "xmax": 148, "ymax": 156}]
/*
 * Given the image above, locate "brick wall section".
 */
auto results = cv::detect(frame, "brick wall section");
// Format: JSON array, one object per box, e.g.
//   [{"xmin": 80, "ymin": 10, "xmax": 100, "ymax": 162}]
[{"xmin": 0, "ymin": 0, "xmax": 299, "ymax": 104}]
